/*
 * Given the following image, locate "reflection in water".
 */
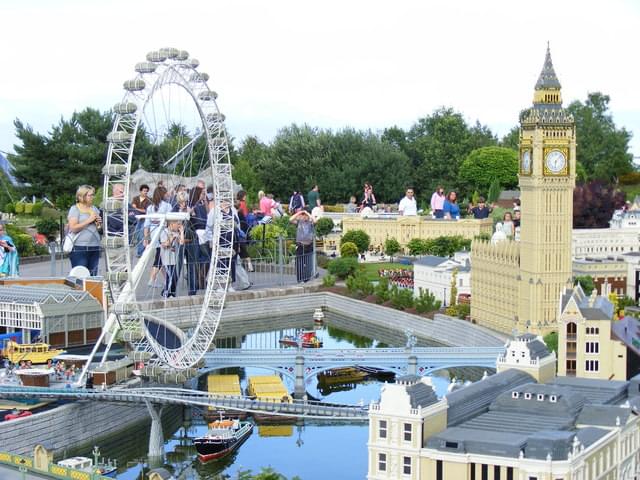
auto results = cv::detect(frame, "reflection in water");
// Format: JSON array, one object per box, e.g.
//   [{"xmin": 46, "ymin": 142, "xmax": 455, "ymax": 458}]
[{"xmin": 110, "ymin": 311, "xmax": 485, "ymax": 479}]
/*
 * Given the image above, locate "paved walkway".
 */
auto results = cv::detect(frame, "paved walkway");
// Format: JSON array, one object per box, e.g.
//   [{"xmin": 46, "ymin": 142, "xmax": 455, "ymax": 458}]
[{"xmin": 17, "ymin": 251, "xmax": 303, "ymax": 295}]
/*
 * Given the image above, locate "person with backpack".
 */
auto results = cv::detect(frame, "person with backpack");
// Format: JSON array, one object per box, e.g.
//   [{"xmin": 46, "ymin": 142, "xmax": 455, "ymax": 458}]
[
  {"xmin": 290, "ymin": 210, "xmax": 317, "ymax": 283},
  {"xmin": 288, "ymin": 190, "xmax": 305, "ymax": 214}
]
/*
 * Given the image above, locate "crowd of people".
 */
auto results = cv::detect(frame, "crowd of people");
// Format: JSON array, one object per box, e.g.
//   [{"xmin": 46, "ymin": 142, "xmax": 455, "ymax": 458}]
[
  {"xmin": 0, "ymin": 176, "xmax": 521, "ymax": 289},
  {"xmin": 65, "ymin": 180, "xmax": 256, "ymax": 294},
  {"xmin": 378, "ymin": 268, "xmax": 414, "ymax": 289}
]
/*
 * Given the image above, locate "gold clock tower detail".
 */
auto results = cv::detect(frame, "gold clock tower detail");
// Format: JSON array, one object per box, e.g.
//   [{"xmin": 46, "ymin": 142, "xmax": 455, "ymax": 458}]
[{"xmin": 470, "ymin": 45, "xmax": 575, "ymax": 336}]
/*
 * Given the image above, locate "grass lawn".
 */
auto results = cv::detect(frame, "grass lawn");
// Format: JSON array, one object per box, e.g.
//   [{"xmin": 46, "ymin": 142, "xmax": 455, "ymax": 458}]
[{"xmin": 358, "ymin": 262, "xmax": 413, "ymax": 281}]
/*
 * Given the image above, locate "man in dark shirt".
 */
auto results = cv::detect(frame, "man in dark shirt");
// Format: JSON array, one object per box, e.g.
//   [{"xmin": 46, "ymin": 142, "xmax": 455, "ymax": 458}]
[
  {"xmin": 307, "ymin": 185, "xmax": 321, "ymax": 212},
  {"xmin": 470, "ymin": 197, "xmax": 493, "ymax": 219}
]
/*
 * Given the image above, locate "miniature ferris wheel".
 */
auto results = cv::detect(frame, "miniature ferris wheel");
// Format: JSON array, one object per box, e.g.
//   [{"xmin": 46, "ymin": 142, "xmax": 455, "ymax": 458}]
[{"xmin": 82, "ymin": 47, "xmax": 234, "ymax": 378}]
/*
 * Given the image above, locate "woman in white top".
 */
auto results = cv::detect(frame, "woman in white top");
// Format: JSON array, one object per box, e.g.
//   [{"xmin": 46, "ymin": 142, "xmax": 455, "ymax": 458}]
[{"xmin": 143, "ymin": 185, "xmax": 172, "ymax": 287}]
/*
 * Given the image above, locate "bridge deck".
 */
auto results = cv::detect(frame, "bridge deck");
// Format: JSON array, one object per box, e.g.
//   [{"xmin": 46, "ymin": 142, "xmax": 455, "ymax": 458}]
[{"xmin": 0, "ymin": 386, "xmax": 369, "ymax": 420}]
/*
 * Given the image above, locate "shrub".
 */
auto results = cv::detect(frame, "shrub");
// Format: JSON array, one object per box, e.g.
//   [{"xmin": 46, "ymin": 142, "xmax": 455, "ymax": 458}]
[
  {"xmin": 12, "ymin": 233, "xmax": 35, "ymax": 257},
  {"xmin": 322, "ymin": 274, "xmax": 336, "ymax": 287},
  {"xmin": 345, "ymin": 271, "xmax": 374, "ymax": 298},
  {"xmin": 415, "ymin": 288, "xmax": 441, "ymax": 313},
  {"xmin": 315, "ymin": 217, "xmax": 335, "ymax": 237},
  {"xmin": 327, "ymin": 257, "xmax": 359, "ymax": 279},
  {"xmin": 316, "ymin": 254, "xmax": 331, "ymax": 269},
  {"xmin": 340, "ymin": 241, "xmax": 358, "ymax": 258},
  {"xmin": 14, "ymin": 202, "xmax": 25, "ymax": 214},
  {"xmin": 249, "ymin": 222, "xmax": 288, "ymax": 255},
  {"xmin": 34, "ymin": 244, "xmax": 50, "ymax": 256},
  {"xmin": 389, "ymin": 285, "xmax": 414, "ymax": 310},
  {"xmin": 32, "ymin": 202, "xmax": 44, "ymax": 216},
  {"xmin": 272, "ymin": 215, "xmax": 297, "ymax": 238},
  {"xmin": 453, "ymin": 302, "xmax": 470, "ymax": 319},
  {"xmin": 41, "ymin": 206, "xmax": 63, "ymax": 220},
  {"xmin": 341, "ymin": 229, "xmax": 370, "ymax": 253},
  {"xmin": 23, "ymin": 203, "xmax": 34, "ymax": 214},
  {"xmin": 35, "ymin": 218, "xmax": 60, "ymax": 239},
  {"xmin": 4, "ymin": 202, "xmax": 14, "ymax": 214},
  {"xmin": 374, "ymin": 277, "xmax": 390, "ymax": 304}
]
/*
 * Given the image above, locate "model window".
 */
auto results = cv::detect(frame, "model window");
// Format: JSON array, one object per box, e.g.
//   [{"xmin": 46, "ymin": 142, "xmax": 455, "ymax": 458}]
[
  {"xmin": 379, "ymin": 420, "xmax": 387, "ymax": 439},
  {"xmin": 404, "ymin": 423, "xmax": 412, "ymax": 442},
  {"xmin": 378, "ymin": 453, "xmax": 386, "ymax": 472},
  {"xmin": 585, "ymin": 360, "xmax": 600, "ymax": 372},
  {"xmin": 586, "ymin": 342, "xmax": 599, "ymax": 354},
  {"xmin": 404, "ymin": 456, "xmax": 411, "ymax": 475}
]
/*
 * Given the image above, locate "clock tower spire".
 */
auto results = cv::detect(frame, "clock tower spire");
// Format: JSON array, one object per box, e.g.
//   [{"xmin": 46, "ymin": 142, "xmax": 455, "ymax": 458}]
[{"xmin": 517, "ymin": 45, "xmax": 576, "ymax": 334}]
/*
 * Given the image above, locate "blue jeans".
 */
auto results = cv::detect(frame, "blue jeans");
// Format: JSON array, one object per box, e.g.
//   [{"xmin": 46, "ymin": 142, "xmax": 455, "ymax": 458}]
[
  {"xmin": 69, "ymin": 245, "xmax": 101, "ymax": 276},
  {"xmin": 134, "ymin": 220, "xmax": 145, "ymax": 256}
]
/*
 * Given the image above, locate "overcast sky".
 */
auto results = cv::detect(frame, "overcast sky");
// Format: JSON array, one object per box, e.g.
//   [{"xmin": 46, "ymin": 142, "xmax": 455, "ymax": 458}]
[{"xmin": 1, "ymin": 0, "xmax": 638, "ymax": 160}]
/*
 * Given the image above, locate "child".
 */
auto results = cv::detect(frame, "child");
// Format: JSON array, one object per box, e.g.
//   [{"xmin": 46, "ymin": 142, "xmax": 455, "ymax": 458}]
[{"xmin": 160, "ymin": 221, "xmax": 184, "ymax": 297}]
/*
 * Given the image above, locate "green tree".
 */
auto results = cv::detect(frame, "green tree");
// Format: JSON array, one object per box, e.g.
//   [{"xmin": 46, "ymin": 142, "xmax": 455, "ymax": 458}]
[
  {"xmin": 566, "ymin": 92, "xmax": 634, "ymax": 182},
  {"xmin": 341, "ymin": 229, "xmax": 370, "ymax": 253},
  {"xmin": 500, "ymin": 126, "xmax": 520, "ymax": 151},
  {"xmin": 235, "ymin": 135, "xmax": 267, "ymax": 204},
  {"xmin": 575, "ymin": 275, "xmax": 595, "ymax": 295},
  {"xmin": 459, "ymin": 147, "xmax": 518, "ymax": 198},
  {"xmin": 425, "ymin": 236, "xmax": 471, "ymax": 257},
  {"xmin": 406, "ymin": 108, "xmax": 496, "ymax": 203},
  {"xmin": 407, "ymin": 238, "xmax": 429, "ymax": 256},
  {"xmin": 384, "ymin": 238, "xmax": 401, "ymax": 261},
  {"xmin": 543, "ymin": 331, "xmax": 558, "ymax": 357},
  {"xmin": 315, "ymin": 217, "xmax": 335, "ymax": 238},
  {"xmin": 10, "ymin": 109, "xmax": 113, "ymax": 199}
]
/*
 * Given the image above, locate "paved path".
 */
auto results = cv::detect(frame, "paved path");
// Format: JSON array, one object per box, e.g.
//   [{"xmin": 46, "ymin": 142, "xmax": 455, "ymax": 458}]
[{"xmin": 18, "ymin": 251, "xmax": 301, "ymax": 294}]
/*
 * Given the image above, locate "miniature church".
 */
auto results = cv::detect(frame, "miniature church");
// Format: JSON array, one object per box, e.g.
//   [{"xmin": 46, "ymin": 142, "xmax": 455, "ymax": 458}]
[{"xmin": 471, "ymin": 46, "xmax": 576, "ymax": 336}]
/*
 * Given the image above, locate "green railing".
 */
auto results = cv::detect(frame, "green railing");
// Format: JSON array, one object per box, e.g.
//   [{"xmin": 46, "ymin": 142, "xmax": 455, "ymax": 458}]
[{"xmin": 0, "ymin": 451, "xmax": 112, "ymax": 480}]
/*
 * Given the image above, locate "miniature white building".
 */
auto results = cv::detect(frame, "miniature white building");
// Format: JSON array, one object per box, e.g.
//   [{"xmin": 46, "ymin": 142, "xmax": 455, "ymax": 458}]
[
  {"xmin": 572, "ymin": 197, "xmax": 640, "ymax": 259},
  {"xmin": 413, "ymin": 252, "xmax": 470, "ymax": 305}
]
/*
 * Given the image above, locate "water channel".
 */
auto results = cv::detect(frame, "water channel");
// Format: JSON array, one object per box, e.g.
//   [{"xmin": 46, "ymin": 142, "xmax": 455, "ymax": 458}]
[{"xmin": 68, "ymin": 312, "xmax": 489, "ymax": 479}]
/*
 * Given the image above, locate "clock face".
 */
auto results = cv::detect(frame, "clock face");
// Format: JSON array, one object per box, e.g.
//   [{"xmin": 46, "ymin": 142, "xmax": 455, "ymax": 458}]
[
  {"xmin": 521, "ymin": 150, "xmax": 531, "ymax": 173},
  {"xmin": 545, "ymin": 149, "xmax": 567, "ymax": 174}
]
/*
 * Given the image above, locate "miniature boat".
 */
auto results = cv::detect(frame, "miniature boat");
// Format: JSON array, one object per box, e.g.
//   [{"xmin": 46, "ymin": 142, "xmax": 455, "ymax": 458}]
[
  {"xmin": 194, "ymin": 418, "xmax": 253, "ymax": 462},
  {"xmin": 4, "ymin": 410, "xmax": 33, "ymax": 421},
  {"xmin": 279, "ymin": 331, "xmax": 323, "ymax": 348},
  {"xmin": 1, "ymin": 340, "xmax": 66, "ymax": 365},
  {"xmin": 317, "ymin": 367, "xmax": 369, "ymax": 386},
  {"xmin": 57, "ymin": 447, "xmax": 117, "ymax": 478}
]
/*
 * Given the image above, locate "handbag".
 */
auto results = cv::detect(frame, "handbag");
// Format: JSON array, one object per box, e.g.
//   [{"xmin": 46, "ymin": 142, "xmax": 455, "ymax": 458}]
[{"xmin": 62, "ymin": 232, "xmax": 79, "ymax": 253}]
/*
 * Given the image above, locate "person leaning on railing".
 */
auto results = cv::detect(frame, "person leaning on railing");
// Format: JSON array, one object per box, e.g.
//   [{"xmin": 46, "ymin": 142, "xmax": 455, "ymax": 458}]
[{"xmin": 67, "ymin": 185, "xmax": 102, "ymax": 276}]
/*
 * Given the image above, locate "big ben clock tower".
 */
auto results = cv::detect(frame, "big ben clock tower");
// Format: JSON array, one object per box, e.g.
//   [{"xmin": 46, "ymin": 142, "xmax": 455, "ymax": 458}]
[{"xmin": 518, "ymin": 45, "xmax": 576, "ymax": 334}]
